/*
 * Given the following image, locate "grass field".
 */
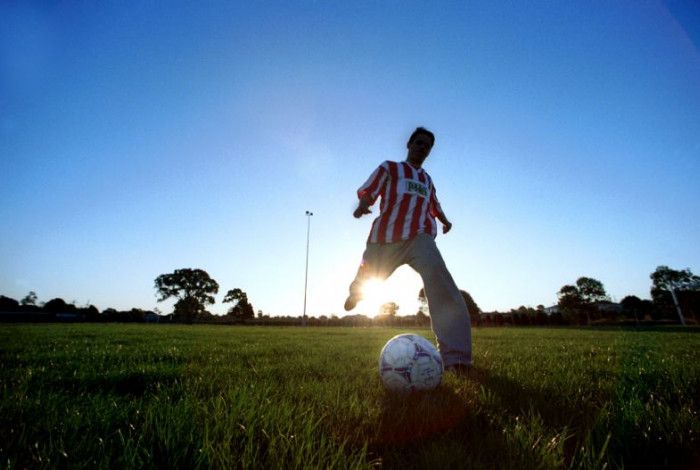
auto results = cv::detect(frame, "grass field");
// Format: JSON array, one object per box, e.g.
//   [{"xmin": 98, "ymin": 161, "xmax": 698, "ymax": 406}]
[{"xmin": 1, "ymin": 324, "xmax": 699, "ymax": 469}]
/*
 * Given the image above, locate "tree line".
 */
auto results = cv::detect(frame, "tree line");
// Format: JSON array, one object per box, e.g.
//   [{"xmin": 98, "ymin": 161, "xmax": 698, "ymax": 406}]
[
  {"xmin": 1, "ymin": 265, "xmax": 698, "ymax": 326},
  {"xmin": 480, "ymin": 266, "xmax": 699, "ymax": 326}
]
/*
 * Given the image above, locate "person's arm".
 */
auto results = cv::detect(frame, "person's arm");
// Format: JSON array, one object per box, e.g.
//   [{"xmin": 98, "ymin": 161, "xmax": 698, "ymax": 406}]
[
  {"xmin": 436, "ymin": 212, "xmax": 452, "ymax": 233},
  {"xmin": 354, "ymin": 163, "xmax": 387, "ymax": 218},
  {"xmin": 353, "ymin": 195, "xmax": 373, "ymax": 218},
  {"xmin": 429, "ymin": 183, "xmax": 452, "ymax": 233}
]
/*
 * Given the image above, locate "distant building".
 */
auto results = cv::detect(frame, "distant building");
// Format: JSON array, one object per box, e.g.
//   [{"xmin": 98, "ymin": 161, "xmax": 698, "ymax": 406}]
[{"xmin": 544, "ymin": 305, "xmax": 559, "ymax": 315}]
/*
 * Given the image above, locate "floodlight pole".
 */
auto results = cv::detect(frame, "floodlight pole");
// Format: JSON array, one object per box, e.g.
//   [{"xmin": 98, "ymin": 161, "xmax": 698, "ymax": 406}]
[{"xmin": 302, "ymin": 211, "xmax": 313, "ymax": 326}]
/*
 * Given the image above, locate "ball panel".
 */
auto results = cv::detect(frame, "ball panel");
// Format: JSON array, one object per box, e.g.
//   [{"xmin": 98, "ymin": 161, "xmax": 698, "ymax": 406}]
[
  {"xmin": 381, "ymin": 370, "xmax": 412, "ymax": 392},
  {"xmin": 379, "ymin": 333, "xmax": 443, "ymax": 392}
]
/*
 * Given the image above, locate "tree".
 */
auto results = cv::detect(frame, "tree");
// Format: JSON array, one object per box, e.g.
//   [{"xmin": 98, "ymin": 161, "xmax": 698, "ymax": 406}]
[
  {"xmin": 558, "ymin": 284, "xmax": 585, "ymax": 324},
  {"xmin": 173, "ymin": 297, "xmax": 207, "ymax": 322},
  {"xmin": 415, "ymin": 309, "xmax": 430, "ymax": 326},
  {"xmin": 20, "ymin": 291, "xmax": 38, "ymax": 306},
  {"xmin": 223, "ymin": 288, "xmax": 254, "ymax": 321},
  {"xmin": 651, "ymin": 266, "xmax": 699, "ymax": 294},
  {"xmin": 374, "ymin": 301, "xmax": 399, "ymax": 325},
  {"xmin": 418, "ymin": 287, "xmax": 481, "ymax": 326},
  {"xmin": 82, "ymin": 305, "xmax": 100, "ymax": 321},
  {"xmin": 154, "ymin": 268, "xmax": 219, "ymax": 323},
  {"xmin": 43, "ymin": 298, "xmax": 78, "ymax": 314},
  {"xmin": 535, "ymin": 305, "xmax": 548, "ymax": 326},
  {"xmin": 557, "ymin": 277, "xmax": 609, "ymax": 325},
  {"xmin": 379, "ymin": 302, "xmax": 399, "ymax": 317},
  {"xmin": 576, "ymin": 277, "xmax": 608, "ymax": 304},
  {"xmin": 0, "ymin": 295, "xmax": 20, "ymax": 313},
  {"xmin": 620, "ymin": 295, "xmax": 643, "ymax": 323},
  {"xmin": 650, "ymin": 266, "xmax": 700, "ymax": 321},
  {"xmin": 418, "ymin": 288, "xmax": 429, "ymax": 316},
  {"xmin": 459, "ymin": 290, "xmax": 482, "ymax": 326}
]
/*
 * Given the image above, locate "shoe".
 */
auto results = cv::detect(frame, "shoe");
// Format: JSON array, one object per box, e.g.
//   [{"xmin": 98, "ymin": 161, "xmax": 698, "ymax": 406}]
[
  {"xmin": 344, "ymin": 294, "xmax": 360, "ymax": 311},
  {"xmin": 445, "ymin": 364, "xmax": 471, "ymax": 377}
]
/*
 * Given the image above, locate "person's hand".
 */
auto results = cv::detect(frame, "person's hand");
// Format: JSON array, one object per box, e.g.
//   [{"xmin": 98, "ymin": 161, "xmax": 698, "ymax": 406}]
[
  {"xmin": 442, "ymin": 221, "xmax": 452, "ymax": 234},
  {"xmin": 353, "ymin": 205, "xmax": 372, "ymax": 218}
]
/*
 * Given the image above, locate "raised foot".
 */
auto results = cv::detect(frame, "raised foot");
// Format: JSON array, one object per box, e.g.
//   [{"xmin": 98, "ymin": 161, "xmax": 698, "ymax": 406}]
[{"xmin": 344, "ymin": 294, "xmax": 361, "ymax": 311}]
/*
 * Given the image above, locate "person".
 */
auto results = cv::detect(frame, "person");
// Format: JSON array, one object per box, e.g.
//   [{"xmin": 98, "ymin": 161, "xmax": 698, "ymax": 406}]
[{"xmin": 344, "ymin": 127, "xmax": 472, "ymax": 373}]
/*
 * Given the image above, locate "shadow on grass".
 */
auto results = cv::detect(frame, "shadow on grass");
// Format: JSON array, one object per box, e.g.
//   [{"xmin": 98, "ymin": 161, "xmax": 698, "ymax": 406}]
[
  {"xmin": 469, "ymin": 365, "xmax": 605, "ymax": 430},
  {"xmin": 373, "ymin": 385, "xmax": 467, "ymax": 447},
  {"xmin": 370, "ymin": 374, "xmax": 566, "ymax": 468},
  {"xmin": 371, "ymin": 363, "xmax": 596, "ymax": 449},
  {"xmin": 41, "ymin": 369, "xmax": 183, "ymax": 397},
  {"xmin": 370, "ymin": 366, "xmax": 609, "ymax": 467},
  {"xmin": 468, "ymin": 365, "xmax": 608, "ymax": 462}
]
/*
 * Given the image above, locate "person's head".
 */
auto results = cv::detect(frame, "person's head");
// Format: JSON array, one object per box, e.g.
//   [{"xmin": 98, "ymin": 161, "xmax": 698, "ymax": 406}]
[{"xmin": 406, "ymin": 127, "xmax": 435, "ymax": 167}]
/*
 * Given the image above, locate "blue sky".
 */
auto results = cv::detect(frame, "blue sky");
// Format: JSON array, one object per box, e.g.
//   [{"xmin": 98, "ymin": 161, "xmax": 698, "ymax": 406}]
[{"xmin": 2, "ymin": 1, "xmax": 699, "ymax": 317}]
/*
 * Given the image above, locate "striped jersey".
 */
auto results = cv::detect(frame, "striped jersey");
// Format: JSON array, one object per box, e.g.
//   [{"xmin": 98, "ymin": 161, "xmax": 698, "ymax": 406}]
[{"xmin": 358, "ymin": 160, "xmax": 444, "ymax": 244}]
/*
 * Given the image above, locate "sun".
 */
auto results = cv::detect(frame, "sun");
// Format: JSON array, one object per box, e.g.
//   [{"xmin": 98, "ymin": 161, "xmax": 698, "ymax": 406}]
[
  {"xmin": 355, "ymin": 267, "xmax": 423, "ymax": 317},
  {"xmin": 360, "ymin": 278, "xmax": 385, "ymax": 306}
]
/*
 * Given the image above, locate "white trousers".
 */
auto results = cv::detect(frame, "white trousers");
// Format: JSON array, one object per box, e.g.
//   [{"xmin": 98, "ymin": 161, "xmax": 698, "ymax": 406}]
[{"xmin": 348, "ymin": 233, "xmax": 472, "ymax": 367}]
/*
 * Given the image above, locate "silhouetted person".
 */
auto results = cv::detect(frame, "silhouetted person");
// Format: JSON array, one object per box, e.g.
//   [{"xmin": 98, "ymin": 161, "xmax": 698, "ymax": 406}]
[{"xmin": 345, "ymin": 127, "xmax": 472, "ymax": 373}]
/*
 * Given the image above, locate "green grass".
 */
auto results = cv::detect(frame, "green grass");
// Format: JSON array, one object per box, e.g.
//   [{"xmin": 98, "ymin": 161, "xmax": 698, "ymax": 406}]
[{"xmin": 1, "ymin": 325, "xmax": 699, "ymax": 469}]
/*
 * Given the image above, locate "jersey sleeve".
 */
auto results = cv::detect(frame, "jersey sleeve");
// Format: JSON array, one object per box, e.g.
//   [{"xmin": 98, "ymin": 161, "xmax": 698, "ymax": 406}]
[
  {"xmin": 428, "ymin": 182, "xmax": 444, "ymax": 218},
  {"xmin": 357, "ymin": 161, "xmax": 388, "ymax": 204}
]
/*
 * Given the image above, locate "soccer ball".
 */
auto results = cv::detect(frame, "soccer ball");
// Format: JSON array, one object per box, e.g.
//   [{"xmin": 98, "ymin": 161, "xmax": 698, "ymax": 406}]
[{"xmin": 379, "ymin": 333, "xmax": 443, "ymax": 392}]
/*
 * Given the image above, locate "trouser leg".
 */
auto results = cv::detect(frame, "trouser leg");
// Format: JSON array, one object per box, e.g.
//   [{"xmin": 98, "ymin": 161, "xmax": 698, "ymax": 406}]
[
  {"xmin": 347, "ymin": 241, "xmax": 409, "ymax": 298},
  {"xmin": 408, "ymin": 234, "xmax": 472, "ymax": 367}
]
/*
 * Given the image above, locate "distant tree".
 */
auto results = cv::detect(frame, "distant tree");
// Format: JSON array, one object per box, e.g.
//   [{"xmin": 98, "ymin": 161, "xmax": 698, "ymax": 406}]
[
  {"xmin": 415, "ymin": 309, "xmax": 430, "ymax": 326},
  {"xmin": 651, "ymin": 266, "xmax": 699, "ymax": 295},
  {"xmin": 43, "ymin": 298, "xmax": 78, "ymax": 314},
  {"xmin": 20, "ymin": 291, "xmax": 38, "ymax": 306},
  {"xmin": 535, "ymin": 305, "xmax": 548, "ymax": 326},
  {"xmin": 102, "ymin": 308, "xmax": 118, "ymax": 320},
  {"xmin": 494, "ymin": 313, "xmax": 505, "ymax": 327},
  {"xmin": 459, "ymin": 290, "xmax": 482, "ymax": 326},
  {"xmin": 417, "ymin": 288, "xmax": 429, "ymax": 316},
  {"xmin": 129, "ymin": 308, "xmax": 149, "ymax": 322},
  {"xmin": 419, "ymin": 287, "xmax": 481, "ymax": 326},
  {"xmin": 576, "ymin": 277, "xmax": 609, "ymax": 304},
  {"xmin": 650, "ymin": 266, "xmax": 700, "ymax": 321},
  {"xmin": 223, "ymin": 288, "xmax": 254, "ymax": 321},
  {"xmin": 171, "ymin": 297, "xmax": 206, "ymax": 322},
  {"xmin": 375, "ymin": 302, "xmax": 399, "ymax": 325},
  {"xmin": 557, "ymin": 277, "xmax": 609, "ymax": 325},
  {"xmin": 154, "ymin": 268, "xmax": 219, "ymax": 323},
  {"xmin": 620, "ymin": 295, "xmax": 643, "ymax": 323},
  {"xmin": 679, "ymin": 291, "xmax": 700, "ymax": 322},
  {"xmin": 82, "ymin": 305, "xmax": 100, "ymax": 321},
  {"xmin": 379, "ymin": 302, "xmax": 399, "ymax": 317},
  {"xmin": 558, "ymin": 284, "xmax": 585, "ymax": 324},
  {"xmin": 0, "ymin": 295, "xmax": 20, "ymax": 312},
  {"xmin": 511, "ymin": 306, "xmax": 535, "ymax": 326}
]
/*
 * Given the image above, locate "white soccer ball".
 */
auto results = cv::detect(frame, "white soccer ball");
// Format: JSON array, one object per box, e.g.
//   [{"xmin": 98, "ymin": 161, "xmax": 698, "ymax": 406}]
[{"xmin": 379, "ymin": 333, "xmax": 443, "ymax": 392}]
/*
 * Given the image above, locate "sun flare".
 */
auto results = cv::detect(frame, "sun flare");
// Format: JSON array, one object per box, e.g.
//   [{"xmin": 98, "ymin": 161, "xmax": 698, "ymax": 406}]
[
  {"xmin": 355, "ymin": 267, "xmax": 423, "ymax": 317},
  {"xmin": 360, "ymin": 278, "xmax": 385, "ymax": 307}
]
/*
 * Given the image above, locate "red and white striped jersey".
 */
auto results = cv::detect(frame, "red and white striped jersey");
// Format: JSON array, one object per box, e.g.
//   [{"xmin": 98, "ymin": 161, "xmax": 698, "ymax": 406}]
[{"xmin": 357, "ymin": 160, "xmax": 444, "ymax": 244}]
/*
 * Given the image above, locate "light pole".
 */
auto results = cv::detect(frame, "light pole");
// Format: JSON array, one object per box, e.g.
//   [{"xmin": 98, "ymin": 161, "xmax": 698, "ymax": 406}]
[{"xmin": 303, "ymin": 210, "xmax": 313, "ymax": 326}]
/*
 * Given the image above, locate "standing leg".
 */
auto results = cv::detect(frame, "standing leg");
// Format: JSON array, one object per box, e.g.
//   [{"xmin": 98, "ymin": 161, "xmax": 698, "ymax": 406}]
[{"xmin": 408, "ymin": 234, "xmax": 472, "ymax": 367}]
